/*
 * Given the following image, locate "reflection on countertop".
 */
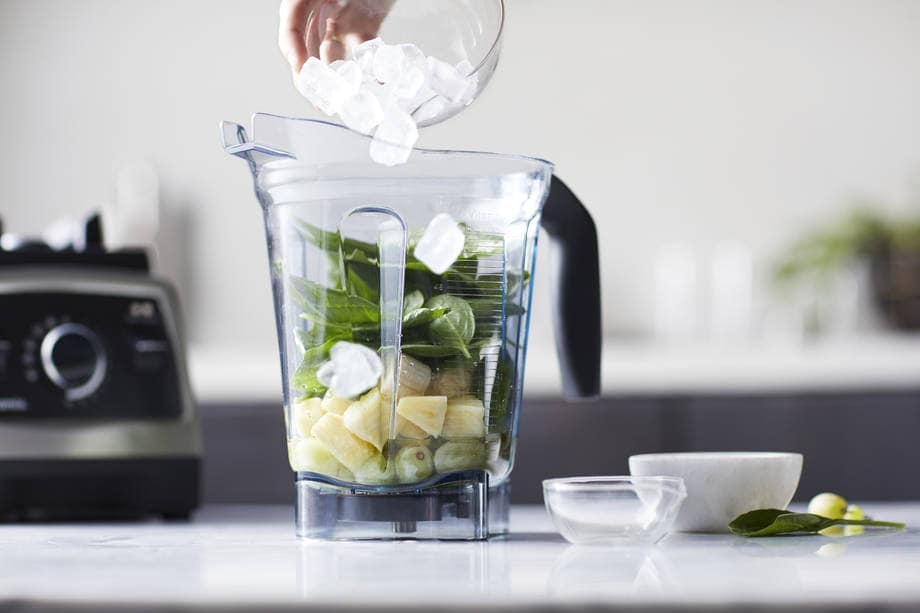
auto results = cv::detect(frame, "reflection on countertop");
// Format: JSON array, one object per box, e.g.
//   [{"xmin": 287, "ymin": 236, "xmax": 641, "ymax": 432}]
[{"xmin": 1, "ymin": 504, "xmax": 918, "ymax": 611}]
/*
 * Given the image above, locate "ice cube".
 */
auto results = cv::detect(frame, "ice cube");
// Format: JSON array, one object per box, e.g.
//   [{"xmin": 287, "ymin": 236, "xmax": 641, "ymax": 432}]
[
  {"xmin": 398, "ymin": 43, "xmax": 426, "ymax": 72},
  {"xmin": 390, "ymin": 65, "xmax": 426, "ymax": 100},
  {"xmin": 365, "ymin": 79, "xmax": 396, "ymax": 110},
  {"xmin": 336, "ymin": 60, "xmax": 363, "ymax": 94},
  {"xmin": 295, "ymin": 57, "xmax": 353, "ymax": 115},
  {"xmin": 372, "ymin": 44, "xmax": 406, "ymax": 83},
  {"xmin": 369, "ymin": 107, "xmax": 418, "ymax": 166},
  {"xmin": 316, "ymin": 341, "xmax": 384, "ymax": 399},
  {"xmin": 352, "ymin": 37, "xmax": 382, "ymax": 74},
  {"xmin": 427, "ymin": 57, "xmax": 476, "ymax": 104},
  {"xmin": 413, "ymin": 93, "xmax": 448, "ymax": 124},
  {"xmin": 454, "ymin": 59, "xmax": 479, "ymax": 105},
  {"xmin": 413, "ymin": 213, "xmax": 466, "ymax": 275},
  {"xmin": 339, "ymin": 90, "xmax": 384, "ymax": 134}
]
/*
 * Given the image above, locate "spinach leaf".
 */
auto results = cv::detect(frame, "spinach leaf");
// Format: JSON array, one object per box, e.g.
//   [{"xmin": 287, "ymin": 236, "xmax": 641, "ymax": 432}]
[
  {"xmin": 488, "ymin": 355, "xmax": 513, "ymax": 431},
  {"xmin": 403, "ymin": 289, "xmax": 424, "ymax": 314},
  {"xmin": 290, "ymin": 276, "xmax": 379, "ymax": 325},
  {"xmin": 291, "ymin": 362, "xmax": 327, "ymax": 396},
  {"xmin": 729, "ymin": 509, "xmax": 905, "ymax": 537},
  {"xmin": 344, "ymin": 249, "xmax": 380, "ymax": 302},
  {"xmin": 403, "ymin": 307, "xmax": 449, "ymax": 329},
  {"xmin": 295, "ymin": 220, "xmax": 378, "ymax": 256},
  {"xmin": 426, "ymin": 294, "xmax": 475, "ymax": 359}
]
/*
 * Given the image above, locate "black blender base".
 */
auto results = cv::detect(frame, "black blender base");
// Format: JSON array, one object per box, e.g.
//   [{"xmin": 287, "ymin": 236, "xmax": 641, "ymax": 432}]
[
  {"xmin": 295, "ymin": 471, "xmax": 509, "ymax": 540},
  {"xmin": 0, "ymin": 457, "xmax": 200, "ymax": 522}
]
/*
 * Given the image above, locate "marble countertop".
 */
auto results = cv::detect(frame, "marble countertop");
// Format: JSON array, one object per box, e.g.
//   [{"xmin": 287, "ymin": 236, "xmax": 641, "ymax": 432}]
[{"xmin": 1, "ymin": 504, "xmax": 919, "ymax": 611}]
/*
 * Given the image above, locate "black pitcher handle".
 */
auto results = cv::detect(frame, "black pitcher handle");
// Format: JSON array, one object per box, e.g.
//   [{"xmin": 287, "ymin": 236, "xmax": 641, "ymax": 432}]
[{"xmin": 540, "ymin": 176, "xmax": 602, "ymax": 400}]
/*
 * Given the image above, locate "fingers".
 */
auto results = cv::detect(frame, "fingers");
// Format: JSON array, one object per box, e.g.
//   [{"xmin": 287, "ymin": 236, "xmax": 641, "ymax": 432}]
[
  {"xmin": 305, "ymin": 5, "xmax": 323, "ymax": 62},
  {"xmin": 319, "ymin": 18, "xmax": 347, "ymax": 63},
  {"xmin": 278, "ymin": 0, "xmax": 310, "ymax": 73}
]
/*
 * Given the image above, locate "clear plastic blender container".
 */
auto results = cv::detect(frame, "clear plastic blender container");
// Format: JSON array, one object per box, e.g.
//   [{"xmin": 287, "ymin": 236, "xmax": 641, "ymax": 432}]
[{"xmin": 222, "ymin": 114, "xmax": 600, "ymax": 539}]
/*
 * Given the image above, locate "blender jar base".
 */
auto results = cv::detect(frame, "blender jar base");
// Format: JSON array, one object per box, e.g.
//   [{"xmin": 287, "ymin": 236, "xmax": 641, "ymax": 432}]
[{"xmin": 295, "ymin": 472, "xmax": 510, "ymax": 540}]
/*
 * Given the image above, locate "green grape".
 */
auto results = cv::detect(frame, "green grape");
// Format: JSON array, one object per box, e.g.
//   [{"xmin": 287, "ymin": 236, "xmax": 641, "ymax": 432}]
[
  {"xmin": 434, "ymin": 440, "xmax": 487, "ymax": 473},
  {"xmin": 844, "ymin": 504, "xmax": 865, "ymax": 536},
  {"xmin": 354, "ymin": 453, "xmax": 397, "ymax": 486},
  {"xmin": 844, "ymin": 504, "xmax": 864, "ymax": 520},
  {"xmin": 395, "ymin": 445, "xmax": 434, "ymax": 483},
  {"xmin": 807, "ymin": 492, "xmax": 847, "ymax": 519}
]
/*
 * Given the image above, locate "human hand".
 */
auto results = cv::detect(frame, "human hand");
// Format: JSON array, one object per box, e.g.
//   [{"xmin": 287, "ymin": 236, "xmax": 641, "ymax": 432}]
[{"xmin": 279, "ymin": 0, "xmax": 395, "ymax": 73}]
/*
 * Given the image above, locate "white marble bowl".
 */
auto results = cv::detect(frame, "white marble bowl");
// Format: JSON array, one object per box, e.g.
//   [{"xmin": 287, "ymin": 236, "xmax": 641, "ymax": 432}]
[{"xmin": 628, "ymin": 452, "xmax": 803, "ymax": 533}]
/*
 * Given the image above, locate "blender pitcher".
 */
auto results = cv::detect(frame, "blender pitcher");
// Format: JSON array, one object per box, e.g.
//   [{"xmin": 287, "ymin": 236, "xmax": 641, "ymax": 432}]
[{"xmin": 222, "ymin": 113, "xmax": 600, "ymax": 540}]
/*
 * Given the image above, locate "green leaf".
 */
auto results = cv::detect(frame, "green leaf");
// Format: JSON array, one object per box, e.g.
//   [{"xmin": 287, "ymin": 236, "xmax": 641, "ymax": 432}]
[
  {"xmin": 426, "ymin": 294, "xmax": 475, "ymax": 359},
  {"xmin": 294, "ymin": 220, "xmax": 378, "ymax": 256},
  {"xmin": 403, "ymin": 289, "xmax": 424, "ymax": 314},
  {"xmin": 291, "ymin": 362, "xmax": 327, "ymax": 396},
  {"xmin": 467, "ymin": 297, "xmax": 524, "ymax": 322},
  {"xmin": 290, "ymin": 276, "xmax": 379, "ymax": 325},
  {"xmin": 729, "ymin": 509, "xmax": 906, "ymax": 537},
  {"xmin": 487, "ymin": 355, "xmax": 514, "ymax": 431},
  {"xmin": 344, "ymin": 249, "xmax": 380, "ymax": 302},
  {"xmin": 403, "ymin": 307, "xmax": 449, "ymax": 329}
]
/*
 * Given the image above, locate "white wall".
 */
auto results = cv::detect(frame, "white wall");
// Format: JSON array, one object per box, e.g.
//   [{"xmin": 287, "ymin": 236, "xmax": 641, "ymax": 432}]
[{"xmin": 2, "ymin": 0, "xmax": 920, "ymax": 358}]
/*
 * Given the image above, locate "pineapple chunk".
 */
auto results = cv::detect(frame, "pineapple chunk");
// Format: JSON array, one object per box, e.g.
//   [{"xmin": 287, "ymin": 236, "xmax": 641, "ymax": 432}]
[
  {"xmin": 428, "ymin": 367, "xmax": 472, "ymax": 398},
  {"xmin": 343, "ymin": 388, "xmax": 386, "ymax": 451},
  {"xmin": 442, "ymin": 396, "xmax": 486, "ymax": 439},
  {"xmin": 321, "ymin": 390, "xmax": 351, "ymax": 415},
  {"xmin": 288, "ymin": 438, "xmax": 350, "ymax": 478},
  {"xmin": 396, "ymin": 395, "xmax": 448, "ymax": 437},
  {"xmin": 396, "ymin": 415, "xmax": 430, "ymax": 440},
  {"xmin": 381, "ymin": 354, "xmax": 432, "ymax": 399},
  {"xmin": 310, "ymin": 413, "xmax": 376, "ymax": 473},
  {"xmin": 292, "ymin": 397, "xmax": 325, "ymax": 438}
]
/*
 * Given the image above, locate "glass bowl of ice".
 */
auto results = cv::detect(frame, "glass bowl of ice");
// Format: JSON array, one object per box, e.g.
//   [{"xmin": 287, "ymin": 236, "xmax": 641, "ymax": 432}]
[
  {"xmin": 296, "ymin": 0, "xmax": 503, "ymax": 142},
  {"xmin": 543, "ymin": 477, "xmax": 688, "ymax": 546}
]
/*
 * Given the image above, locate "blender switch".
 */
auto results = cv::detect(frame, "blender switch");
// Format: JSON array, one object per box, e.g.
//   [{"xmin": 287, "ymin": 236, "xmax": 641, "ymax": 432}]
[
  {"xmin": 134, "ymin": 339, "xmax": 169, "ymax": 353},
  {"xmin": 0, "ymin": 340, "xmax": 10, "ymax": 379},
  {"xmin": 132, "ymin": 339, "xmax": 169, "ymax": 372}
]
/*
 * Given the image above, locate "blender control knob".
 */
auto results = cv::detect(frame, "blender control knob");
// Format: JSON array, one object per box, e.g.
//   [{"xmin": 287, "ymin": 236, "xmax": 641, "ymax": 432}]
[{"xmin": 40, "ymin": 323, "xmax": 107, "ymax": 400}]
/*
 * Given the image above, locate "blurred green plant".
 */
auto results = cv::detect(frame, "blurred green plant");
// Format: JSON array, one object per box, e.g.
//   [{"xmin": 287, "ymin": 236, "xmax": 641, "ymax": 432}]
[
  {"xmin": 772, "ymin": 206, "xmax": 890, "ymax": 289},
  {"xmin": 771, "ymin": 201, "xmax": 920, "ymax": 334}
]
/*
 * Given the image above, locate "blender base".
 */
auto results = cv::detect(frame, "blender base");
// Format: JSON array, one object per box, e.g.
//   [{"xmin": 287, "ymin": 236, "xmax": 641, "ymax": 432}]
[{"xmin": 295, "ymin": 471, "xmax": 509, "ymax": 540}]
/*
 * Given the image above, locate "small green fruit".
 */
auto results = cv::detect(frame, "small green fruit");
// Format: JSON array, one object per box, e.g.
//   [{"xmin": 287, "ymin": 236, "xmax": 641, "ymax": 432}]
[
  {"xmin": 807, "ymin": 492, "xmax": 848, "ymax": 519},
  {"xmin": 844, "ymin": 504, "xmax": 865, "ymax": 536},
  {"xmin": 395, "ymin": 445, "xmax": 434, "ymax": 483}
]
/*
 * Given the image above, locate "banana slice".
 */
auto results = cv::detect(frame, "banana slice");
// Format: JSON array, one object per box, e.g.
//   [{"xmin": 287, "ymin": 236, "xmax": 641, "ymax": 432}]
[{"xmin": 381, "ymin": 354, "xmax": 432, "ymax": 399}]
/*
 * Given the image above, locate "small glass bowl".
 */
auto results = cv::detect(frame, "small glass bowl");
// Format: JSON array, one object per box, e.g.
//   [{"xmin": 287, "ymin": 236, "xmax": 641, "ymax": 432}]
[{"xmin": 543, "ymin": 476, "xmax": 687, "ymax": 545}]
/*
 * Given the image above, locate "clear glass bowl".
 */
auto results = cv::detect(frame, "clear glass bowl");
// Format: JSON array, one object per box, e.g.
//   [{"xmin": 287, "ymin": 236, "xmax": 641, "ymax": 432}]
[
  {"xmin": 306, "ymin": 0, "xmax": 504, "ymax": 126},
  {"xmin": 543, "ymin": 476, "xmax": 688, "ymax": 545}
]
